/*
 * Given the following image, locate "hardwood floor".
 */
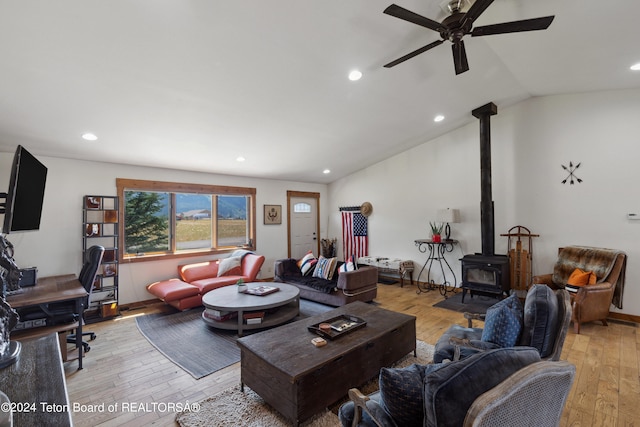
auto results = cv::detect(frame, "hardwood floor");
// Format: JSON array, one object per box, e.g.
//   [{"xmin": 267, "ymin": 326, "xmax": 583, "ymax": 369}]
[{"xmin": 64, "ymin": 284, "xmax": 640, "ymax": 426}]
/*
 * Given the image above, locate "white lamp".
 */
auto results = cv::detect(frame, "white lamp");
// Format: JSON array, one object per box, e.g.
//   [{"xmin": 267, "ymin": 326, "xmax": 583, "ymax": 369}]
[{"xmin": 436, "ymin": 208, "xmax": 460, "ymax": 240}]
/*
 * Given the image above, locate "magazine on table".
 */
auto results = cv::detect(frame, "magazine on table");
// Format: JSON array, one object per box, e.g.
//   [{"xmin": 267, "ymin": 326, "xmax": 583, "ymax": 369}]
[{"xmin": 244, "ymin": 285, "xmax": 280, "ymax": 296}]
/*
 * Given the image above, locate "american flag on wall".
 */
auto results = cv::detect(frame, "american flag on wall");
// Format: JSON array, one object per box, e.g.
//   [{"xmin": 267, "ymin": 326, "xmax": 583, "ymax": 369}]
[{"xmin": 341, "ymin": 209, "xmax": 368, "ymax": 261}]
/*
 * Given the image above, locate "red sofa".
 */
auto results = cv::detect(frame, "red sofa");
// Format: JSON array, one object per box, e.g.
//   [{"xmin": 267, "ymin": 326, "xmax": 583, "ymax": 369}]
[{"xmin": 146, "ymin": 253, "xmax": 265, "ymax": 310}]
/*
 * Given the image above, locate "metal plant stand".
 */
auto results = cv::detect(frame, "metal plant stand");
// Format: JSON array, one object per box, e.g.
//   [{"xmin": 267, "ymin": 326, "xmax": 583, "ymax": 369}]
[{"xmin": 414, "ymin": 239, "xmax": 458, "ymax": 298}]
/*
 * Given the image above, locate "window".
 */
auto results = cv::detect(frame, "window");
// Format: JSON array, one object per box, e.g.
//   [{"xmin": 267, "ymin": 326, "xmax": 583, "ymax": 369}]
[
  {"xmin": 116, "ymin": 179, "xmax": 256, "ymax": 262},
  {"xmin": 293, "ymin": 202, "xmax": 311, "ymax": 213}
]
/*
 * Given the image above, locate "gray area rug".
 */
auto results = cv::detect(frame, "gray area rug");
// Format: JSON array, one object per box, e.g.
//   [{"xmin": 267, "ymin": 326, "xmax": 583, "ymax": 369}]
[
  {"xmin": 432, "ymin": 291, "xmax": 499, "ymax": 314},
  {"xmin": 135, "ymin": 299, "xmax": 333, "ymax": 379},
  {"xmin": 175, "ymin": 340, "xmax": 434, "ymax": 427}
]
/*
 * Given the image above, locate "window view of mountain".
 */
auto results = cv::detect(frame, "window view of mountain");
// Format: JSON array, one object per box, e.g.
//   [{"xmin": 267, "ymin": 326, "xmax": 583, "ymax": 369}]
[{"xmin": 156, "ymin": 194, "xmax": 247, "ymax": 219}]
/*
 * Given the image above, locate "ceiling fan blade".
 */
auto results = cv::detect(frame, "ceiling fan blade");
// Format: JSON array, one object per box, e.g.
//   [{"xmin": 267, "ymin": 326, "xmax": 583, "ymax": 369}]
[
  {"xmin": 472, "ymin": 16, "xmax": 554, "ymax": 36},
  {"xmin": 383, "ymin": 4, "xmax": 444, "ymax": 32},
  {"xmin": 452, "ymin": 40, "xmax": 469, "ymax": 75},
  {"xmin": 384, "ymin": 40, "xmax": 444, "ymax": 68},
  {"xmin": 463, "ymin": 0, "xmax": 494, "ymax": 26}
]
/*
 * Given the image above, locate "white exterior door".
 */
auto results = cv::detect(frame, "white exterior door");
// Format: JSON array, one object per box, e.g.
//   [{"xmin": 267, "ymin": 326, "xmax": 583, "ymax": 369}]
[{"xmin": 290, "ymin": 197, "xmax": 318, "ymax": 259}]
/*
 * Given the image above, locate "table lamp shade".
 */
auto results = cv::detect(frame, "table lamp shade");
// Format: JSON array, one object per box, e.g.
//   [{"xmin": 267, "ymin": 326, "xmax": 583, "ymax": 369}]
[{"xmin": 436, "ymin": 208, "xmax": 460, "ymax": 224}]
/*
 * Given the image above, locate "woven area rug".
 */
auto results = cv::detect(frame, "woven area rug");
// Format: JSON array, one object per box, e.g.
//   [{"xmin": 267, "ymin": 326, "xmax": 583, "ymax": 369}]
[
  {"xmin": 135, "ymin": 299, "xmax": 333, "ymax": 379},
  {"xmin": 175, "ymin": 340, "xmax": 434, "ymax": 427},
  {"xmin": 432, "ymin": 291, "xmax": 499, "ymax": 314}
]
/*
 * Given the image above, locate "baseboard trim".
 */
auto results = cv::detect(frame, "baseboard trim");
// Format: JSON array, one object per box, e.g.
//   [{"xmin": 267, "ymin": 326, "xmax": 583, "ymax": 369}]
[
  {"xmin": 119, "ymin": 298, "xmax": 162, "ymax": 311},
  {"xmin": 608, "ymin": 312, "xmax": 640, "ymax": 326}
]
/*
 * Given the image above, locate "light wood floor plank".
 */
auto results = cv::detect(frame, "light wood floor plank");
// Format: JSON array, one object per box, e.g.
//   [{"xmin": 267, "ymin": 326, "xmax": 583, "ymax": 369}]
[{"xmin": 63, "ymin": 284, "xmax": 639, "ymax": 426}]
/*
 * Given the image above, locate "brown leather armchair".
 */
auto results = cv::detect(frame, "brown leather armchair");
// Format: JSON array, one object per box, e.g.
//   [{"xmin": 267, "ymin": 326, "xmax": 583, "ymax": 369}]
[{"xmin": 532, "ymin": 246, "xmax": 626, "ymax": 334}]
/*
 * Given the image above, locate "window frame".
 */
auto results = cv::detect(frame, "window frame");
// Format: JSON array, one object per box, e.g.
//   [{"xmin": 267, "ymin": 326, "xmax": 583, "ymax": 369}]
[{"xmin": 116, "ymin": 178, "xmax": 256, "ymax": 263}]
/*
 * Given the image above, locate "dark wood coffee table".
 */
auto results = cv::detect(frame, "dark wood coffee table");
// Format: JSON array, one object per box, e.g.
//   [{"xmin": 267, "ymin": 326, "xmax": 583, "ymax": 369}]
[{"xmin": 236, "ymin": 301, "xmax": 417, "ymax": 426}]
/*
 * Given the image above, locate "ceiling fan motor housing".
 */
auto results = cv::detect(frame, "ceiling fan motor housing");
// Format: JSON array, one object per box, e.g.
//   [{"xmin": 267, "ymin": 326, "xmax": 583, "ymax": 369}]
[{"xmin": 441, "ymin": 12, "xmax": 470, "ymax": 41}]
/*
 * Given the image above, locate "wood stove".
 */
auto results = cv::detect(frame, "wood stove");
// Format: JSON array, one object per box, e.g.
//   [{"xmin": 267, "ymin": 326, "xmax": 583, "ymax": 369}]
[
  {"xmin": 461, "ymin": 102, "xmax": 511, "ymax": 302},
  {"xmin": 461, "ymin": 254, "xmax": 510, "ymax": 302}
]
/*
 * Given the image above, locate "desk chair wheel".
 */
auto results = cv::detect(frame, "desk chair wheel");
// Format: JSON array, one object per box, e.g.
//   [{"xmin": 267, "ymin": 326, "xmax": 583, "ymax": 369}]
[
  {"xmin": 83, "ymin": 342, "xmax": 91, "ymax": 353},
  {"xmin": 89, "ymin": 333, "xmax": 96, "ymax": 341}
]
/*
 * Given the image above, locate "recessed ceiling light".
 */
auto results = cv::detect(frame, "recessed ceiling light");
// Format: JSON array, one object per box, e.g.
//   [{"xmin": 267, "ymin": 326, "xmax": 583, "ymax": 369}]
[
  {"xmin": 434, "ymin": 115, "xmax": 445, "ymax": 122},
  {"xmin": 348, "ymin": 70, "xmax": 362, "ymax": 81},
  {"xmin": 630, "ymin": 63, "xmax": 640, "ymax": 71},
  {"xmin": 82, "ymin": 133, "xmax": 98, "ymax": 141},
  {"xmin": 323, "ymin": 169, "xmax": 331, "ymax": 174},
  {"xmin": 236, "ymin": 156, "xmax": 246, "ymax": 162}
]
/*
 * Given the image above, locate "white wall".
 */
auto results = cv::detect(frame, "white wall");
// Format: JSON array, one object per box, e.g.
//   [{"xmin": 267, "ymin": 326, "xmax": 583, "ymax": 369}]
[
  {"xmin": 3, "ymin": 88, "xmax": 638, "ymax": 315},
  {"xmin": 328, "ymin": 88, "xmax": 640, "ymax": 316},
  {"xmin": 0, "ymin": 156, "xmax": 326, "ymax": 305}
]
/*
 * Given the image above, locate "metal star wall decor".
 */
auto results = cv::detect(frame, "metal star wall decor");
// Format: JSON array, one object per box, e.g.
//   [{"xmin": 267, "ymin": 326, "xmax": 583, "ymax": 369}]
[{"xmin": 561, "ymin": 161, "xmax": 582, "ymax": 185}]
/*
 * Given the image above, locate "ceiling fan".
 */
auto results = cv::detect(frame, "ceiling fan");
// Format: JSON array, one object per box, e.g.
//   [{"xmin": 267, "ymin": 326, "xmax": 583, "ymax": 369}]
[{"xmin": 383, "ymin": 0, "xmax": 554, "ymax": 75}]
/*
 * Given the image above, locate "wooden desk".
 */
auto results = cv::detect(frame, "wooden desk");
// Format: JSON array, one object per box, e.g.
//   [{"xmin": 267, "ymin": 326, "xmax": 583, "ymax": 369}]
[
  {"xmin": 0, "ymin": 334, "xmax": 72, "ymax": 426},
  {"xmin": 7, "ymin": 274, "xmax": 87, "ymax": 369}
]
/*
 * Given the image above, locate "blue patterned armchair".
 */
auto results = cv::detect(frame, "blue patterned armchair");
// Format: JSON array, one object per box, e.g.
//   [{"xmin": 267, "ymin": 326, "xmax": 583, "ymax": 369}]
[
  {"xmin": 339, "ymin": 347, "xmax": 575, "ymax": 427},
  {"xmin": 433, "ymin": 284, "xmax": 572, "ymax": 363}
]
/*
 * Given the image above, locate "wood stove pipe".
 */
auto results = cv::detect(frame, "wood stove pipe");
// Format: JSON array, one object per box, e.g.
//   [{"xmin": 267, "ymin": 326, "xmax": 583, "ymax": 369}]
[{"xmin": 471, "ymin": 102, "xmax": 498, "ymax": 256}]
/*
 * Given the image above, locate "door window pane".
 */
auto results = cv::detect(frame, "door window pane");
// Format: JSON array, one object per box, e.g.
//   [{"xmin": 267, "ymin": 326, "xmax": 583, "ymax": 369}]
[{"xmin": 294, "ymin": 202, "xmax": 311, "ymax": 213}]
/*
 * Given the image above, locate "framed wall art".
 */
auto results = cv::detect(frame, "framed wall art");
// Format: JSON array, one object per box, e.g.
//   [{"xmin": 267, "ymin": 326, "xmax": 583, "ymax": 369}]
[{"xmin": 264, "ymin": 204, "xmax": 282, "ymax": 225}]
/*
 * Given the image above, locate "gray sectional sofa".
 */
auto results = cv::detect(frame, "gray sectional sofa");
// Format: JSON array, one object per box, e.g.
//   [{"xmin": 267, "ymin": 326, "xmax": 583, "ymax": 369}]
[{"xmin": 273, "ymin": 258, "xmax": 378, "ymax": 306}]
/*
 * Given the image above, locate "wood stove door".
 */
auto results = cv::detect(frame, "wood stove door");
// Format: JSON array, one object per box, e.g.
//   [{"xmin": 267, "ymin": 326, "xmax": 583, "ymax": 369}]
[{"xmin": 461, "ymin": 264, "xmax": 505, "ymax": 301}]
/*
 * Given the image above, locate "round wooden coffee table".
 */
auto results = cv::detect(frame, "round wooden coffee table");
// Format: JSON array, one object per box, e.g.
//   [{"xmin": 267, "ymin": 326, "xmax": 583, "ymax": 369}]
[{"xmin": 201, "ymin": 282, "xmax": 300, "ymax": 336}]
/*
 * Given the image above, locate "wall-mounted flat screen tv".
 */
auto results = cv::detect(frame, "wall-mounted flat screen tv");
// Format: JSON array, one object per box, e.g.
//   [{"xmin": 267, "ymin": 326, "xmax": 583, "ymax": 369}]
[{"xmin": 1, "ymin": 145, "xmax": 48, "ymax": 234}]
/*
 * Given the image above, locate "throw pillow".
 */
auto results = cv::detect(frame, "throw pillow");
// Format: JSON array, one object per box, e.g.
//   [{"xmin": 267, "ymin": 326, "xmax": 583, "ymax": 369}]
[
  {"xmin": 565, "ymin": 268, "xmax": 596, "ymax": 293},
  {"xmin": 313, "ymin": 256, "xmax": 337, "ymax": 280},
  {"xmin": 378, "ymin": 363, "xmax": 445, "ymax": 427},
  {"xmin": 338, "ymin": 255, "xmax": 357, "ymax": 273},
  {"xmin": 298, "ymin": 251, "xmax": 317, "ymax": 276},
  {"xmin": 217, "ymin": 256, "xmax": 242, "ymax": 277},
  {"xmin": 423, "ymin": 347, "xmax": 541, "ymax": 427},
  {"xmin": 481, "ymin": 293, "xmax": 523, "ymax": 348},
  {"xmin": 297, "ymin": 251, "xmax": 312, "ymax": 269},
  {"xmin": 521, "ymin": 284, "xmax": 559, "ymax": 358},
  {"xmin": 326, "ymin": 257, "xmax": 338, "ymax": 279}
]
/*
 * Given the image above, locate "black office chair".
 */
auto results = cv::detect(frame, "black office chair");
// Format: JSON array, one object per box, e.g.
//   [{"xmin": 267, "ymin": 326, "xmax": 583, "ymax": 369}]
[{"xmin": 66, "ymin": 245, "xmax": 105, "ymax": 352}]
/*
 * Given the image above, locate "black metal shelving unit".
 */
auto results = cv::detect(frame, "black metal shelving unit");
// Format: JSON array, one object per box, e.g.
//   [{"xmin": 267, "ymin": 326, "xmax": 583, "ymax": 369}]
[{"xmin": 82, "ymin": 195, "xmax": 119, "ymax": 321}]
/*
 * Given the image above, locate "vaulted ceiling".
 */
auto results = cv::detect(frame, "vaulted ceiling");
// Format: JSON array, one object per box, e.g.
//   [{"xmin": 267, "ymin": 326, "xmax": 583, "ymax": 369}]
[{"xmin": 1, "ymin": 0, "xmax": 639, "ymax": 183}]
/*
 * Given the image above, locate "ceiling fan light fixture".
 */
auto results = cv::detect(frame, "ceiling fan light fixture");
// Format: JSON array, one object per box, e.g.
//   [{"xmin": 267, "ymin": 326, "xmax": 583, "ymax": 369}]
[{"xmin": 440, "ymin": 0, "xmax": 473, "ymax": 14}]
